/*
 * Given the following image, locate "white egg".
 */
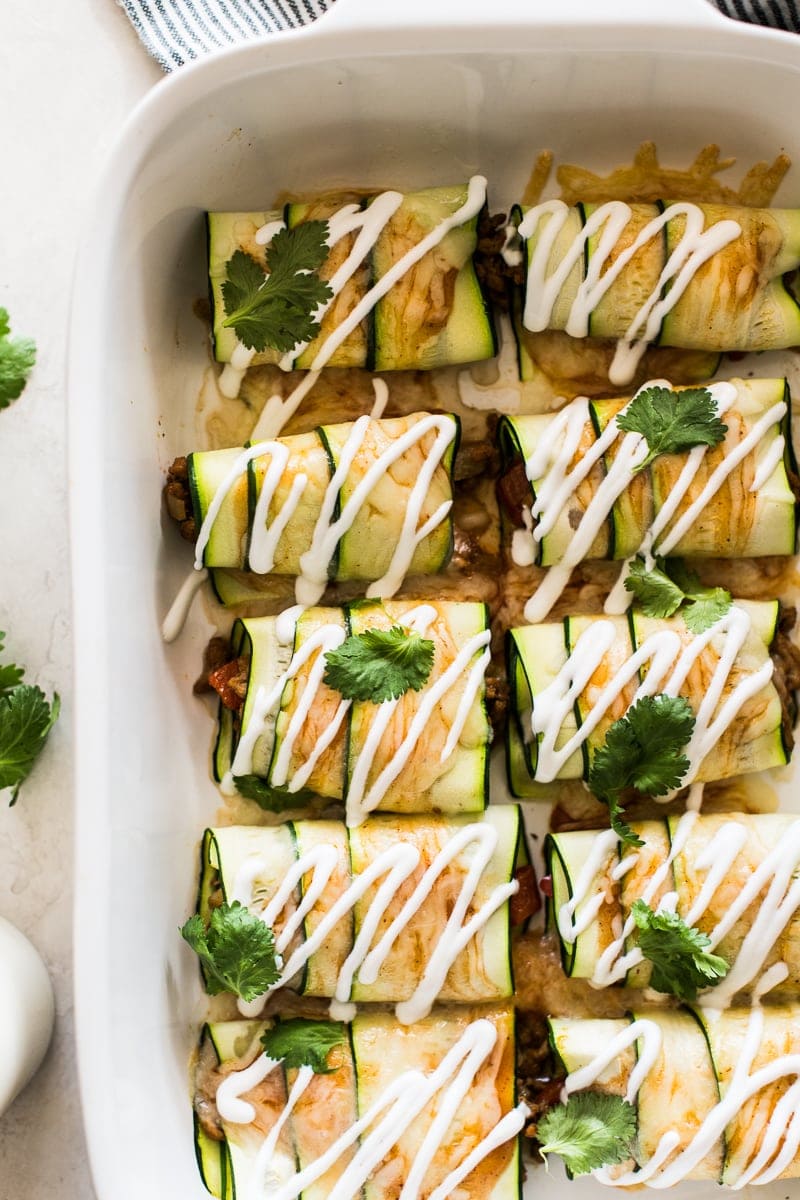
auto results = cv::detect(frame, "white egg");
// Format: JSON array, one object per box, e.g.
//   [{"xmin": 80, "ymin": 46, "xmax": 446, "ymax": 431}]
[{"xmin": 0, "ymin": 915, "xmax": 55, "ymax": 1115}]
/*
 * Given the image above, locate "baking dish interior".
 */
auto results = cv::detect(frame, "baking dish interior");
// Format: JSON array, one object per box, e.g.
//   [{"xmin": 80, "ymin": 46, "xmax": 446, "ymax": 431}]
[{"xmin": 71, "ymin": 28, "xmax": 800, "ymax": 1200}]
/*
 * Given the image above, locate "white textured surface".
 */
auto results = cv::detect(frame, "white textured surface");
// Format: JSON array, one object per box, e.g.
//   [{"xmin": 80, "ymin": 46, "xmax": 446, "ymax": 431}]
[{"xmin": 0, "ymin": 2, "xmax": 159, "ymax": 1195}]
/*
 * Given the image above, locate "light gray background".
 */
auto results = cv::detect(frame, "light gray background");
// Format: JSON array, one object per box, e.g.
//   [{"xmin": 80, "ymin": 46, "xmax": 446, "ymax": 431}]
[{"xmin": 0, "ymin": 4, "xmax": 159, "ymax": 1194}]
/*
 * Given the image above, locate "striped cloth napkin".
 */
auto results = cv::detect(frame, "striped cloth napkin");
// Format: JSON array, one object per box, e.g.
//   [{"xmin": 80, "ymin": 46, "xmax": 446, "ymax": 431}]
[{"xmin": 120, "ymin": 0, "xmax": 799, "ymax": 70}]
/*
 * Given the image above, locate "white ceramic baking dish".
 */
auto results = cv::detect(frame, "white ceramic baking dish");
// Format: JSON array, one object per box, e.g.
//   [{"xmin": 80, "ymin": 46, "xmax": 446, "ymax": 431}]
[{"xmin": 68, "ymin": 2, "xmax": 800, "ymax": 1197}]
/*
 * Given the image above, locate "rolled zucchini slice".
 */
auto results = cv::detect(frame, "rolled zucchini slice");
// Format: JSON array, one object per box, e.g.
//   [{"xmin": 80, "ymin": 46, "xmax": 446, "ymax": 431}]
[
  {"xmin": 545, "ymin": 812, "xmax": 800, "ymax": 997},
  {"xmin": 507, "ymin": 600, "xmax": 790, "ymax": 796},
  {"xmin": 195, "ymin": 1007, "xmax": 523, "ymax": 1200},
  {"xmin": 549, "ymin": 1009, "xmax": 723, "ymax": 1183},
  {"xmin": 208, "ymin": 185, "xmax": 496, "ymax": 370},
  {"xmin": 515, "ymin": 200, "xmax": 800, "ymax": 352},
  {"xmin": 188, "ymin": 411, "xmax": 459, "ymax": 585},
  {"xmin": 215, "ymin": 599, "xmax": 491, "ymax": 818},
  {"xmin": 197, "ymin": 807, "xmax": 525, "ymax": 1006},
  {"xmin": 548, "ymin": 1005, "xmax": 800, "ymax": 1186},
  {"xmin": 498, "ymin": 377, "xmax": 797, "ymax": 567}
]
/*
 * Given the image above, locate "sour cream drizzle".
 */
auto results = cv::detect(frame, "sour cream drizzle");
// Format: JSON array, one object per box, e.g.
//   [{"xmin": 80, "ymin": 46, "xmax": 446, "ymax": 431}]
[
  {"xmin": 516, "ymin": 379, "xmax": 787, "ymax": 623},
  {"xmin": 190, "ymin": 411, "xmax": 456, "ymax": 611},
  {"xmin": 221, "ymin": 177, "xmax": 488, "ymax": 430},
  {"xmin": 217, "ymin": 1018, "xmax": 529, "ymax": 1200},
  {"xmin": 571, "ymin": 1002, "xmax": 800, "ymax": 1188},
  {"xmin": 232, "ymin": 816, "xmax": 518, "ymax": 1024},
  {"xmin": 530, "ymin": 604, "xmax": 773, "ymax": 789},
  {"xmin": 224, "ymin": 603, "xmax": 491, "ymax": 829},
  {"xmin": 516, "ymin": 200, "xmax": 741, "ymax": 387},
  {"xmin": 558, "ymin": 813, "xmax": 800, "ymax": 1003}
]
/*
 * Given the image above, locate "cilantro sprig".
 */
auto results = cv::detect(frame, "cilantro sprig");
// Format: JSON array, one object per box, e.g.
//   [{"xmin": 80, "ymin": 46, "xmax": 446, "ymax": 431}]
[
  {"xmin": 0, "ymin": 632, "xmax": 59, "ymax": 805},
  {"xmin": 632, "ymin": 899, "xmax": 730, "ymax": 1001},
  {"xmin": 624, "ymin": 558, "xmax": 731, "ymax": 633},
  {"xmin": 623, "ymin": 556, "xmax": 734, "ymax": 633},
  {"xmin": 616, "ymin": 386, "xmax": 727, "ymax": 472},
  {"xmin": 537, "ymin": 1092, "xmax": 637, "ymax": 1176},
  {"xmin": 261, "ymin": 1018, "xmax": 345, "ymax": 1074},
  {"xmin": 588, "ymin": 695, "xmax": 696, "ymax": 848},
  {"xmin": 0, "ymin": 308, "xmax": 36, "ymax": 409},
  {"xmin": 324, "ymin": 626, "xmax": 435, "ymax": 704},
  {"xmin": 181, "ymin": 901, "xmax": 281, "ymax": 1001},
  {"xmin": 222, "ymin": 221, "xmax": 333, "ymax": 353}
]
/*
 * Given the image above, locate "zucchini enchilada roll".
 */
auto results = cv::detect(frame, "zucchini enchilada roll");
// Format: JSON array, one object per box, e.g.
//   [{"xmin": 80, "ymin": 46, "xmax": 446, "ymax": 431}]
[
  {"xmin": 194, "ymin": 1007, "xmax": 526, "ymax": 1200},
  {"xmin": 507, "ymin": 600, "xmax": 796, "ymax": 796},
  {"xmin": 508, "ymin": 199, "xmax": 800, "ymax": 386},
  {"xmin": 546, "ymin": 1003, "xmax": 800, "ymax": 1186},
  {"xmin": 546, "ymin": 812, "xmax": 800, "ymax": 1001},
  {"xmin": 192, "ymin": 807, "xmax": 534, "ymax": 1017},
  {"xmin": 165, "ymin": 412, "xmax": 462, "ymax": 608},
  {"xmin": 209, "ymin": 181, "xmax": 496, "ymax": 377},
  {"xmin": 498, "ymin": 377, "xmax": 797, "ymax": 623},
  {"xmin": 211, "ymin": 599, "xmax": 492, "ymax": 823}
]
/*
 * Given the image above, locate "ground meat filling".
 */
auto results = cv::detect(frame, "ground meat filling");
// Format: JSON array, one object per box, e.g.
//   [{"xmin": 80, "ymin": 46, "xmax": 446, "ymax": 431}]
[
  {"xmin": 164, "ymin": 456, "xmax": 196, "ymax": 543},
  {"xmin": 773, "ymin": 605, "xmax": 800, "ymax": 750},
  {"xmin": 516, "ymin": 1009, "xmax": 564, "ymax": 1139},
  {"xmin": 475, "ymin": 209, "xmax": 522, "ymax": 313}
]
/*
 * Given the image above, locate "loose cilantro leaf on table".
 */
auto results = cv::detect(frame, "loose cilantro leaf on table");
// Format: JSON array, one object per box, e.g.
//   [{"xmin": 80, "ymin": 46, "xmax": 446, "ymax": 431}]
[
  {"xmin": 181, "ymin": 901, "xmax": 281, "ymax": 1001},
  {"xmin": 537, "ymin": 1092, "xmax": 637, "ymax": 1176},
  {"xmin": 631, "ymin": 899, "xmax": 730, "ymax": 1001},
  {"xmin": 324, "ymin": 626, "xmax": 435, "ymax": 704},
  {"xmin": 0, "ymin": 308, "xmax": 36, "ymax": 409},
  {"xmin": 0, "ymin": 632, "xmax": 59, "ymax": 805},
  {"xmin": 261, "ymin": 1018, "xmax": 345, "ymax": 1074},
  {"xmin": 222, "ymin": 221, "xmax": 333, "ymax": 353},
  {"xmin": 616, "ymin": 386, "xmax": 727, "ymax": 472},
  {"xmin": 588, "ymin": 695, "xmax": 696, "ymax": 848},
  {"xmin": 624, "ymin": 558, "xmax": 731, "ymax": 633}
]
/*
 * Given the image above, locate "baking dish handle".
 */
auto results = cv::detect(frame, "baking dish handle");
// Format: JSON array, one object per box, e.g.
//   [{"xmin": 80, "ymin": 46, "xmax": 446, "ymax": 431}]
[{"xmin": 320, "ymin": 0, "xmax": 729, "ymax": 33}]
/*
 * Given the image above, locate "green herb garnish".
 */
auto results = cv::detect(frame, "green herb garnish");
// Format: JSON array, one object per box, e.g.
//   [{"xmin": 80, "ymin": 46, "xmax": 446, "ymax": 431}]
[
  {"xmin": 181, "ymin": 901, "xmax": 281, "ymax": 1001},
  {"xmin": 588, "ymin": 695, "xmax": 696, "ymax": 848},
  {"xmin": 260, "ymin": 1018, "xmax": 345, "ymax": 1074},
  {"xmin": 631, "ymin": 899, "xmax": 730, "ymax": 1001},
  {"xmin": 537, "ymin": 1092, "xmax": 638, "ymax": 1176},
  {"xmin": 624, "ymin": 558, "xmax": 731, "ymax": 633},
  {"xmin": 616, "ymin": 386, "xmax": 727, "ymax": 472},
  {"xmin": 222, "ymin": 221, "xmax": 333, "ymax": 353},
  {"xmin": 0, "ymin": 309, "xmax": 36, "ymax": 409},
  {"xmin": 0, "ymin": 632, "xmax": 59, "ymax": 804},
  {"xmin": 324, "ymin": 626, "xmax": 435, "ymax": 704}
]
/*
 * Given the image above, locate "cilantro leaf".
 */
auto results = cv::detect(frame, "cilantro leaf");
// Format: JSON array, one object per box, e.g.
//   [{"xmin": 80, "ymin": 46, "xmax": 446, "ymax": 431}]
[
  {"xmin": 0, "ymin": 309, "xmax": 36, "ymax": 409},
  {"xmin": 624, "ymin": 559, "xmax": 685, "ymax": 619},
  {"xmin": 624, "ymin": 558, "xmax": 732, "ymax": 633},
  {"xmin": 538, "ymin": 1092, "xmax": 637, "ymax": 1176},
  {"xmin": 260, "ymin": 1018, "xmax": 345, "ymax": 1074},
  {"xmin": 0, "ymin": 684, "xmax": 60, "ymax": 804},
  {"xmin": 616, "ymin": 386, "xmax": 727, "ymax": 472},
  {"xmin": 631, "ymin": 899, "xmax": 729, "ymax": 1001},
  {"xmin": 221, "ymin": 221, "xmax": 333, "ymax": 353},
  {"xmin": 323, "ymin": 626, "xmax": 435, "ymax": 704},
  {"xmin": 181, "ymin": 901, "xmax": 281, "ymax": 1001},
  {"xmin": 607, "ymin": 794, "xmax": 645, "ymax": 850},
  {"xmin": 589, "ymin": 695, "xmax": 695, "ymax": 846},
  {"xmin": 0, "ymin": 660, "xmax": 24, "ymax": 698},
  {"xmin": 233, "ymin": 774, "xmax": 319, "ymax": 812}
]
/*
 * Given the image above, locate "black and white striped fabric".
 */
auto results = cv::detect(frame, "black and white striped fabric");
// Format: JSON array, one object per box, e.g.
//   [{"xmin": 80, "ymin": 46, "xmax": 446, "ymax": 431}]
[{"xmin": 119, "ymin": 0, "xmax": 798, "ymax": 72}]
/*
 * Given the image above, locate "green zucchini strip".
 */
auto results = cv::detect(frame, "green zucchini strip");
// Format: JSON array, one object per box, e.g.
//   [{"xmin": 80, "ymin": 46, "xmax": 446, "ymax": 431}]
[
  {"xmin": 194, "ymin": 1007, "xmax": 522, "ymax": 1200},
  {"xmin": 515, "ymin": 201, "xmax": 800, "ymax": 357},
  {"xmin": 217, "ymin": 599, "xmax": 491, "ymax": 819},
  {"xmin": 507, "ymin": 600, "xmax": 789, "ymax": 796},
  {"xmin": 545, "ymin": 812, "xmax": 800, "ymax": 997},
  {"xmin": 208, "ymin": 184, "xmax": 496, "ymax": 370},
  {"xmin": 498, "ymin": 377, "xmax": 796, "ymax": 569},
  {"xmin": 198, "ymin": 806, "xmax": 522, "ymax": 1008},
  {"xmin": 549, "ymin": 1004, "xmax": 800, "ymax": 1186}
]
